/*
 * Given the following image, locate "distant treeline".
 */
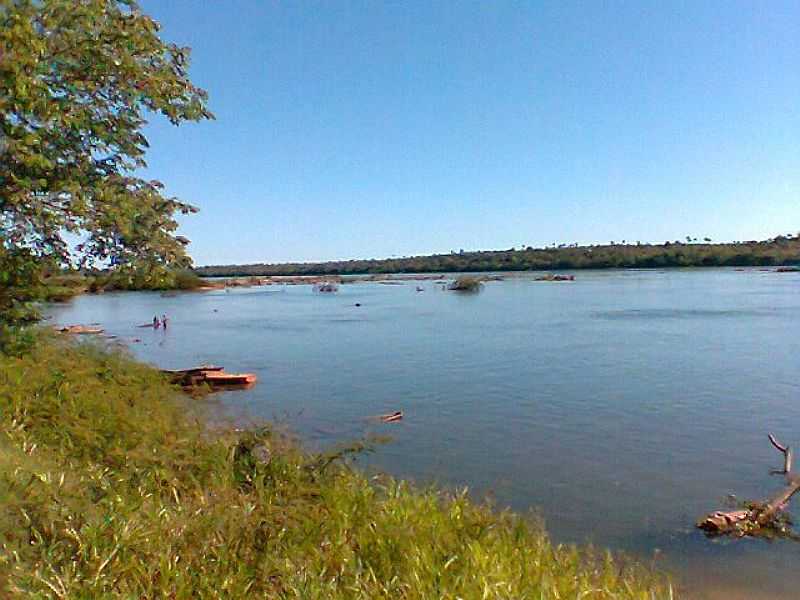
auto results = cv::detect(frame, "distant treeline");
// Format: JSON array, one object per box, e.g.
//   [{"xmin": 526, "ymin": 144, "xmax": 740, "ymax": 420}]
[{"xmin": 196, "ymin": 236, "xmax": 800, "ymax": 277}]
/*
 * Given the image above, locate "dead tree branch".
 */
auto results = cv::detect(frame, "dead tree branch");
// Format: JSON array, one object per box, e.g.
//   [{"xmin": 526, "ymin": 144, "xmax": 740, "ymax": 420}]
[
  {"xmin": 769, "ymin": 433, "xmax": 793, "ymax": 474},
  {"xmin": 698, "ymin": 433, "xmax": 800, "ymax": 537}
]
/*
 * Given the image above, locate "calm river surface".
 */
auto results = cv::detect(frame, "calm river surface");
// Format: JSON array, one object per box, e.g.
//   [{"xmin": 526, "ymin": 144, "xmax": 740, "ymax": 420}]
[{"xmin": 48, "ymin": 268, "xmax": 800, "ymax": 599}]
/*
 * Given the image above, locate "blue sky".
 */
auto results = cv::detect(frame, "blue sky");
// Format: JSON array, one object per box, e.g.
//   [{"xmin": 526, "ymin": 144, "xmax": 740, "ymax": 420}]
[{"xmin": 139, "ymin": 1, "xmax": 799, "ymax": 265}]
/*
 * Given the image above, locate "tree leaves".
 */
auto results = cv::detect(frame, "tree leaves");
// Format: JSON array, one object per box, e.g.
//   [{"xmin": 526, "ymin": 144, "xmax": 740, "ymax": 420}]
[{"xmin": 1, "ymin": 0, "xmax": 212, "ymax": 277}]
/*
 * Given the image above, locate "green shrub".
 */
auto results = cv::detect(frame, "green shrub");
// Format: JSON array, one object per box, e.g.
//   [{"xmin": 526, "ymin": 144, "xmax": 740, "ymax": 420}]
[
  {"xmin": 85, "ymin": 268, "xmax": 205, "ymax": 293},
  {"xmin": 448, "ymin": 276, "xmax": 483, "ymax": 292}
]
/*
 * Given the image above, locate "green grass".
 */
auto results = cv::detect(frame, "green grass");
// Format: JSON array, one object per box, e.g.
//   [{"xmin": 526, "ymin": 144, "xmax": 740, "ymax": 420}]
[{"xmin": 0, "ymin": 334, "xmax": 674, "ymax": 598}]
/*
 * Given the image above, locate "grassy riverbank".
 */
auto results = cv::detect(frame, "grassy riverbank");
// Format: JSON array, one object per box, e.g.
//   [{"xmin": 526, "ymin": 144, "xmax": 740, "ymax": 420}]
[{"xmin": 0, "ymin": 334, "xmax": 673, "ymax": 598}]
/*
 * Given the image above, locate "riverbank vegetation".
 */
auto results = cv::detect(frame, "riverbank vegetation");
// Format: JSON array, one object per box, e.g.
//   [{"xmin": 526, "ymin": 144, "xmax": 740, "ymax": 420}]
[
  {"xmin": 0, "ymin": 333, "xmax": 674, "ymax": 598},
  {"xmin": 83, "ymin": 266, "xmax": 206, "ymax": 293},
  {"xmin": 197, "ymin": 235, "xmax": 800, "ymax": 277},
  {"xmin": 0, "ymin": 265, "xmax": 206, "ymax": 331}
]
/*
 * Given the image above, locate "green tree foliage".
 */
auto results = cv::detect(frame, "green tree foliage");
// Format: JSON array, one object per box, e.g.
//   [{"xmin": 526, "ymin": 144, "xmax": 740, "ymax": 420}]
[
  {"xmin": 0, "ymin": 0, "xmax": 211, "ymax": 325},
  {"xmin": 0, "ymin": 245, "xmax": 43, "ymax": 323},
  {"xmin": 197, "ymin": 236, "xmax": 800, "ymax": 277}
]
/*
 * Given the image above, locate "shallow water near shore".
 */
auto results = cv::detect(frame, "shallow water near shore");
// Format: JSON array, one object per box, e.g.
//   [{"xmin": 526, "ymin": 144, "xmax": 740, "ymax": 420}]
[{"xmin": 48, "ymin": 268, "xmax": 800, "ymax": 598}]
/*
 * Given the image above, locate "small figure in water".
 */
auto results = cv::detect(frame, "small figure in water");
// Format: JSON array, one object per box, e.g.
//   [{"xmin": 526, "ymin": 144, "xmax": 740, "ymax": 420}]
[
  {"xmin": 161, "ymin": 314, "xmax": 168, "ymax": 329},
  {"xmin": 152, "ymin": 315, "xmax": 160, "ymax": 329}
]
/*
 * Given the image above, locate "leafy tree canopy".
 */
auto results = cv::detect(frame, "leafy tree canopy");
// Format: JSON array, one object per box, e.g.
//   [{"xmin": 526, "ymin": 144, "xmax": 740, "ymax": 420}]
[{"xmin": 0, "ymin": 0, "xmax": 212, "ymax": 288}]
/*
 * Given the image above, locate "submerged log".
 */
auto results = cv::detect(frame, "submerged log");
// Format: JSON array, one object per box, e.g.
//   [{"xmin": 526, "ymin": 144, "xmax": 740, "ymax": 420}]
[
  {"xmin": 757, "ymin": 475, "xmax": 800, "ymax": 526},
  {"xmin": 697, "ymin": 510, "xmax": 751, "ymax": 533},
  {"xmin": 698, "ymin": 434, "xmax": 800, "ymax": 537},
  {"xmin": 366, "ymin": 411, "xmax": 404, "ymax": 423},
  {"xmin": 379, "ymin": 411, "xmax": 403, "ymax": 423}
]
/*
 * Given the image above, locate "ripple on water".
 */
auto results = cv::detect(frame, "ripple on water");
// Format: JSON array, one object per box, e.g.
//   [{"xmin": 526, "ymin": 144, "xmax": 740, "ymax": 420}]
[{"xmin": 592, "ymin": 307, "xmax": 781, "ymax": 320}]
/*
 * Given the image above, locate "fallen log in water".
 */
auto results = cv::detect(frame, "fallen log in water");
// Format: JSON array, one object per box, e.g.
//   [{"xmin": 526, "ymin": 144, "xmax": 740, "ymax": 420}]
[
  {"xmin": 379, "ymin": 411, "xmax": 403, "ymax": 423},
  {"xmin": 698, "ymin": 434, "xmax": 800, "ymax": 537},
  {"xmin": 58, "ymin": 324, "xmax": 104, "ymax": 334},
  {"xmin": 161, "ymin": 366, "xmax": 256, "ymax": 389},
  {"xmin": 162, "ymin": 365, "xmax": 224, "ymax": 376},
  {"xmin": 366, "ymin": 411, "xmax": 404, "ymax": 423}
]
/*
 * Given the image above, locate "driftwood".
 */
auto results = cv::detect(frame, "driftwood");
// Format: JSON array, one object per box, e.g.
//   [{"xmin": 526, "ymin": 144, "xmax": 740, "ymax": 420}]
[
  {"xmin": 161, "ymin": 366, "xmax": 256, "ymax": 389},
  {"xmin": 698, "ymin": 434, "xmax": 800, "ymax": 537},
  {"xmin": 162, "ymin": 365, "xmax": 224, "ymax": 377},
  {"xmin": 58, "ymin": 324, "xmax": 104, "ymax": 334},
  {"xmin": 366, "ymin": 411, "xmax": 403, "ymax": 423},
  {"xmin": 379, "ymin": 411, "xmax": 403, "ymax": 423}
]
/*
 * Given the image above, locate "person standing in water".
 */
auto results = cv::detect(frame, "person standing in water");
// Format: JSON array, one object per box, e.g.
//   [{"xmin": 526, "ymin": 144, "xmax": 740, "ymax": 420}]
[
  {"xmin": 161, "ymin": 314, "xmax": 168, "ymax": 329},
  {"xmin": 152, "ymin": 315, "xmax": 160, "ymax": 329}
]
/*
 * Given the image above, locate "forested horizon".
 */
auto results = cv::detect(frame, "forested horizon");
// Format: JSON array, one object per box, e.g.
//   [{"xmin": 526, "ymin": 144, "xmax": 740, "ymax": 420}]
[{"xmin": 195, "ymin": 235, "xmax": 800, "ymax": 277}]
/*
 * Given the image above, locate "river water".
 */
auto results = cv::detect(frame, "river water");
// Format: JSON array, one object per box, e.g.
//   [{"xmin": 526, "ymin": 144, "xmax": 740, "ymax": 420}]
[{"xmin": 47, "ymin": 268, "xmax": 800, "ymax": 599}]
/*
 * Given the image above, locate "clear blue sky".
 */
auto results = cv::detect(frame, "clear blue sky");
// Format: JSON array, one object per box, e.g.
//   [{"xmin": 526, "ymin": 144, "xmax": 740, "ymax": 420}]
[{"xmin": 139, "ymin": 0, "xmax": 799, "ymax": 266}]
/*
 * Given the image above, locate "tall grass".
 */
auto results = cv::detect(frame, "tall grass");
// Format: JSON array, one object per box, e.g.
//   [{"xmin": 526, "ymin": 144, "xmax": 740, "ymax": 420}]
[{"xmin": 0, "ymin": 334, "xmax": 674, "ymax": 598}]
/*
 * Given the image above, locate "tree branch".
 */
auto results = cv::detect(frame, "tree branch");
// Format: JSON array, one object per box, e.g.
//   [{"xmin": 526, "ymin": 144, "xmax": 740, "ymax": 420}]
[{"xmin": 769, "ymin": 433, "xmax": 793, "ymax": 475}]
